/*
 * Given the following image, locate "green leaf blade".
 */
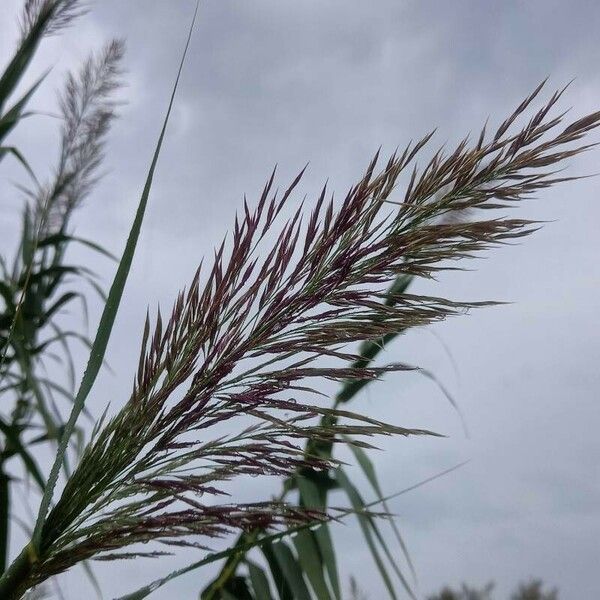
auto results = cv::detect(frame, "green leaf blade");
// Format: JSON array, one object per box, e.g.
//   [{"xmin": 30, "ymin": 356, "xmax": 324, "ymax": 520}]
[
  {"xmin": 247, "ymin": 561, "xmax": 274, "ymax": 600},
  {"xmin": 271, "ymin": 541, "xmax": 312, "ymax": 600}
]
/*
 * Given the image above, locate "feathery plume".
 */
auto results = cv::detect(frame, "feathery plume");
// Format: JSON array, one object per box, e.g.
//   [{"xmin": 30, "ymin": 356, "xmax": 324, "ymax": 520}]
[
  {"xmin": 34, "ymin": 38, "xmax": 125, "ymax": 234},
  {"xmin": 19, "ymin": 0, "xmax": 87, "ymax": 42},
  {"xmin": 7, "ymin": 84, "xmax": 600, "ymax": 595}
]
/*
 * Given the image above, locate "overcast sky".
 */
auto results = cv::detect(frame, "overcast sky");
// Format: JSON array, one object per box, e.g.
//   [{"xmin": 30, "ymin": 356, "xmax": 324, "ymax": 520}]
[{"xmin": 1, "ymin": 1, "xmax": 599, "ymax": 599}]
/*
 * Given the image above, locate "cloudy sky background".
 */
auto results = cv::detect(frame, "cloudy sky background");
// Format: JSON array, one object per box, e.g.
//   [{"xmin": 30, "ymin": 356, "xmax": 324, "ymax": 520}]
[{"xmin": 1, "ymin": 1, "xmax": 599, "ymax": 598}]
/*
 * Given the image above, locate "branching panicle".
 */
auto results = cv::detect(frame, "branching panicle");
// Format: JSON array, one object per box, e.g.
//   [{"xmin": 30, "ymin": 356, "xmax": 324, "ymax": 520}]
[
  {"xmin": 37, "ymin": 38, "xmax": 125, "ymax": 234},
  {"xmin": 15, "ymin": 85, "xmax": 600, "ymax": 591},
  {"xmin": 19, "ymin": 0, "xmax": 87, "ymax": 42}
]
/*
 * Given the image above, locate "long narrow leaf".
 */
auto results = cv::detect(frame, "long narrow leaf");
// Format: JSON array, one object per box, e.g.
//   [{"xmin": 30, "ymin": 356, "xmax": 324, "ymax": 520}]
[
  {"xmin": 335, "ymin": 468, "xmax": 398, "ymax": 600},
  {"xmin": 272, "ymin": 541, "xmax": 311, "ymax": 600},
  {"xmin": 0, "ymin": 146, "xmax": 38, "ymax": 185},
  {"xmin": 0, "ymin": 75, "xmax": 47, "ymax": 145},
  {"xmin": 0, "ymin": 419, "xmax": 45, "ymax": 491},
  {"xmin": 293, "ymin": 529, "xmax": 332, "ymax": 600},
  {"xmin": 37, "ymin": 233, "xmax": 118, "ymax": 261},
  {"xmin": 346, "ymin": 440, "xmax": 417, "ymax": 582},
  {"xmin": 0, "ymin": 5, "xmax": 54, "ymax": 111},
  {"xmin": 261, "ymin": 542, "xmax": 293, "ymax": 600},
  {"xmin": 0, "ymin": 466, "xmax": 9, "ymax": 575},
  {"xmin": 297, "ymin": 476, "xmax": 340, "ymax": 600},
  {"xmin": 339, "ymin": 463, "xmax": 416, "ymax": 598},
  {"xmin": 247, "ymin": 561, "xmax": 274, "ymax": 600}
]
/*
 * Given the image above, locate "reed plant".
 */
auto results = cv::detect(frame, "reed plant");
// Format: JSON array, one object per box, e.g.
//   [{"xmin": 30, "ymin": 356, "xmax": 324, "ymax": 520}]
[
  {"xmin": 0, "ymin": 0, "xmax": 122, "ymax": 592},
  {"xmin": 1, "ymin": 2, "xmax": 598, "ymax": 599}
]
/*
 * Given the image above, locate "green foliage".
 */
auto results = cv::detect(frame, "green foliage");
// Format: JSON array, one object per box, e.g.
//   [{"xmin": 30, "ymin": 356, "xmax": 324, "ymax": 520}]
[{"xmin": 0, "ymin": 0, "xmax": 120, "ymax": 589}]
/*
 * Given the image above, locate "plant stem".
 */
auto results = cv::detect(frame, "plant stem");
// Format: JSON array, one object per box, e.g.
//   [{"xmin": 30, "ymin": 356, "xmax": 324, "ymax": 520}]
[
  {"xmin": 0, "ymin": 463, "xmax": 9, "ymax": 575},
  {"xmin": 0, "ymin": 545, "xmax": 33, "ymax": 600}
]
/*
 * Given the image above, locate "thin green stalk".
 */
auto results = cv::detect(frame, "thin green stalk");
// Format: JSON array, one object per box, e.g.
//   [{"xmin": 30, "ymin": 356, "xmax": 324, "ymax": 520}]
[{"xmin": 0, "ymin": 464, "xmax": 9, "ymax": 575}]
